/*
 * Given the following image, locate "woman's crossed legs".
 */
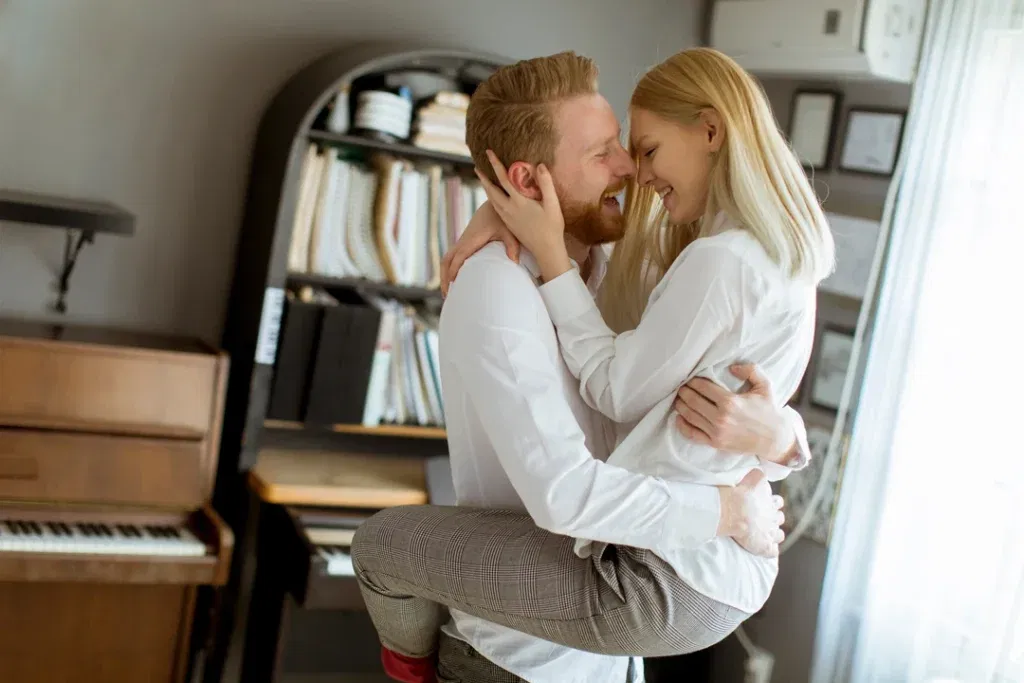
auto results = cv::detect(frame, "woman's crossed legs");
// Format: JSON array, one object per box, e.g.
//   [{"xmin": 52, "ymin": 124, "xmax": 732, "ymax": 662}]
[{"xmin": 351, "ymin": 504, "xmax": 749, "ymax": 670}]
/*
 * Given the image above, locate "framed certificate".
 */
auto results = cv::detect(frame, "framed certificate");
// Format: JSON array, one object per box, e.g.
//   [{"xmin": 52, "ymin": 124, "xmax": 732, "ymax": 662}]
[
  {"xmin": 838, "ymin": 108, "xmax": 906, "ymax": 177},
  {"xmin": 810, "ymin": 324, "xmax": 857, "ymax": 413},
  {"xmin": 788, "ymin": 90, "xmax": 842, "ymax": 171}
]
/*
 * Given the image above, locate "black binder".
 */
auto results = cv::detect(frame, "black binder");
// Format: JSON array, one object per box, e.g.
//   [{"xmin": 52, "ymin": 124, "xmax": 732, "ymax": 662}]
[
  {"xmin": 266, "ymin": 300, "xmax": 324, "ymax": 421},
  {"xmin": 304, "ymin": 294, "xmax": 383, "ymax": 426}
]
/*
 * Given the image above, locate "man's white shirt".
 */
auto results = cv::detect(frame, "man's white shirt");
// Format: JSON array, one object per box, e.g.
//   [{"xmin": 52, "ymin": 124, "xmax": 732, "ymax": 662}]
[{"xmin": 437, "ymin": 243, "xmax": 721, "ymax": 683}]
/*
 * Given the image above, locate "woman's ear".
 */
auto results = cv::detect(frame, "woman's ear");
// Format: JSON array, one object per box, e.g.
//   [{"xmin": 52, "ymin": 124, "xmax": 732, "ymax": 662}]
[
  {"xmin": 506, "ymin": 162, "xmax": 543, "ymax": 200},
  {"xmin": 700, "ymin": 109, "xmax": 725, "ymax": 154}
]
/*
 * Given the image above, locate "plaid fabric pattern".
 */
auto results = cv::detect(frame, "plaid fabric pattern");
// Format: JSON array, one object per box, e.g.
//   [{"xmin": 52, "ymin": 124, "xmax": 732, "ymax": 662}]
[
  {"xmin": 352, "ymin": 505, "xmax": 749, "ymax": 660},
  {"xmin": 435, "ymin": 632, "xmax": 527, "ymax": 683}
]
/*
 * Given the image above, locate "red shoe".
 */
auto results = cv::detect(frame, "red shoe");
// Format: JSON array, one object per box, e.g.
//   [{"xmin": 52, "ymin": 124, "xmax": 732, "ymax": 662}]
[{"xmin": 381, "ymin": 646, "xmax": 436, "ymax": 683}]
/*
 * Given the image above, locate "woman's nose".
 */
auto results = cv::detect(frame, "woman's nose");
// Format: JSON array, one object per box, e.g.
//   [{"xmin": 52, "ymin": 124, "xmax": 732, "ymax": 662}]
[{"xmin": 636, "ymin": 162, "xmax": 654, "ymax": 187}]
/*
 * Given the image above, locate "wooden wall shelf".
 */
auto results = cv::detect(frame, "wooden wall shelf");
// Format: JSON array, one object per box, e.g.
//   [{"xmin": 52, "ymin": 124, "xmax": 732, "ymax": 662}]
[
  {"xmin": 0, "ymin": 189, "xmax": 134, "ymax": 235},
  {"xmin": 0, "ymin": 189, "xmax": 135, "ymax": 314}
]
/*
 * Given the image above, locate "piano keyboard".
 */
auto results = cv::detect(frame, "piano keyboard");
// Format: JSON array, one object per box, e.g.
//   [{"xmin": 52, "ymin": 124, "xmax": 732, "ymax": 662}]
[
  {"xmin": 307, "ymin": 527, "xmax": 357, "ymax": 576},
  {"xmin": 0, "ymin": 520, "xmax": 207, "ymax": 557},
  {"xmin": 316, "ymin": 545, "xmax": 354, "ymax": 576}
]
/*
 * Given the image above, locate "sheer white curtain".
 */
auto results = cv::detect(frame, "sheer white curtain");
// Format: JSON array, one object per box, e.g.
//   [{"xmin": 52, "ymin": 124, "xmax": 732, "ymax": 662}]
[{"xmin": 810, "ymin": 1, "xmax": 1024, "ymax": 682}]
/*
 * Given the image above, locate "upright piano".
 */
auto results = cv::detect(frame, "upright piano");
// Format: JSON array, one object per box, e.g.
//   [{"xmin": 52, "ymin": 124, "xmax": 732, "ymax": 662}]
[{"xmin": 0, "ymin": 319, "xmax": 234, "ymax": 683}]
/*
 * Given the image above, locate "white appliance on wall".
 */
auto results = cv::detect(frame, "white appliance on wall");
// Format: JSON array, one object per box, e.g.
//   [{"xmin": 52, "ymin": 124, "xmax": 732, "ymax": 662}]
[{"xmin": 709, "ymin": 0, "xmax": 929, "ymax": 82}]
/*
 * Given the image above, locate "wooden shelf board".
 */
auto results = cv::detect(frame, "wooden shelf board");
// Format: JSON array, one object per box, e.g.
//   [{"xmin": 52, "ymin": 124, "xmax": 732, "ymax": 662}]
[
  {"xmin": 0, "ymin": 188, "xmax": 134, "ymax": 235},
  {"xmin": 287, "ymin": 273, "xmax": 442, "ymax": 301},
  {"xmin": 264, "ymin": 419, "xmax": 446, "ymax": 440},
  {"xmin": 307, "ymin": 130, "xmax": 474, "ymax": 167},
  {"xmin": 248, "ymin": 448, "xmax": 429, "ymax": 508}
]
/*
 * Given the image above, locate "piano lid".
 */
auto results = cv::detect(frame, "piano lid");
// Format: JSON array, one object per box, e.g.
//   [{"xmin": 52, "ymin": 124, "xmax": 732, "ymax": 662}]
[{"xmin": 0, "ymin": 317, "xmax": 216, "ymax": 356}]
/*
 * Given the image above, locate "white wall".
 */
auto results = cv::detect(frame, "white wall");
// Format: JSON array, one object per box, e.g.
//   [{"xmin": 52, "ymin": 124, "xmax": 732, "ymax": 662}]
[{"xmin": 0, "ymin": 0, "xmax": 704, "ymax": 343}]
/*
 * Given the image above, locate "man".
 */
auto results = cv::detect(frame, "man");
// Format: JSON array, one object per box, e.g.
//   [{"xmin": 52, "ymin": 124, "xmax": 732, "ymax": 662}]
[{"xmin": 352, "ymin": 52, "xmax": 808, "ymax": 683}]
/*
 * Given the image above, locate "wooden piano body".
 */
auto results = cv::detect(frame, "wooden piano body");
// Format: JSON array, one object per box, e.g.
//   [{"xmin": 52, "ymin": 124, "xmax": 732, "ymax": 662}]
[{"xmin": 0, "ymin": 319, "xmax": 233, "ymax": 683}]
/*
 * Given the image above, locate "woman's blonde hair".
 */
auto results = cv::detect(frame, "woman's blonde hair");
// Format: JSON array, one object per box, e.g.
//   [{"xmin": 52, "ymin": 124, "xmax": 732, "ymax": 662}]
[{"xmin": 597, "ymin": 47, "xmax": 835, "ymax": 332}]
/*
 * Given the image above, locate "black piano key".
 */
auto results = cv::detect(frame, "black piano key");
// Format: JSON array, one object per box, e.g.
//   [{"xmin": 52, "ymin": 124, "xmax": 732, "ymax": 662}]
[
  {"xmin": 6, "ymin": 521, "xmax": 21, "ymax": 535},
  {"xmin": 78, "ymin": 524, "xmax": 93, "ymax": 537},
  {"xmin": 97, "ymin": 524, "xmax": 112, "ymax": 537},
  {"xmin": 29, "ymin": 521, "xmax": 42, "ymax": 535}
]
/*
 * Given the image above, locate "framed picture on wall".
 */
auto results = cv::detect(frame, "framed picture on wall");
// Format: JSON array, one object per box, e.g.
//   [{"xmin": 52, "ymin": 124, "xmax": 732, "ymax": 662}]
[
  {"xmin": 788, "ymin": 89, "xmax": 843, "ymax": 171},
  {"xmin": 838, "ymin": 108, "xmax": 907, "ymax": 177},
  {"xmin": 810, "ymin": 324, "xmax": 856, "ymax": 413}
]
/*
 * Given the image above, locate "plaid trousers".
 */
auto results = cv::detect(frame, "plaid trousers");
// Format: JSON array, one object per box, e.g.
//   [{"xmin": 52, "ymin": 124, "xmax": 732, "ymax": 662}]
[
  {"xmin": 435, "ymin": 631, "xmax": 526, "ymax": 683},
  {"xmin": 351, "ymin": 505, "xmax": 749, "ymax": 662}
]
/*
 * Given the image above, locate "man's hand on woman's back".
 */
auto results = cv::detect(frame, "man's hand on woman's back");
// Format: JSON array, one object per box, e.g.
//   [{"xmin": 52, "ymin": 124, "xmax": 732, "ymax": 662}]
[
  {"xmin": 674, "ymin": 363, "xmax": 797, "ymax": 464},
  {"xmin": 716, "ymin": 469, "xmax": 785, "ymax": 558}
]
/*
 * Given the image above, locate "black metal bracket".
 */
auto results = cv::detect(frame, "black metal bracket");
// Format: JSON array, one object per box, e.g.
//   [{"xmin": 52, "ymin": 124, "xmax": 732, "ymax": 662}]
[{"xmin": 53, "ymin": 229, "xmax": 95, "ymax": 314}]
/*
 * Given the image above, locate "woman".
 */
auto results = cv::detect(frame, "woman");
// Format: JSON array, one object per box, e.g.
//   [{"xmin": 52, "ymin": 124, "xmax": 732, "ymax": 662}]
[{"xmin": 352, "ymin": 46, "xmax": 834, "ymax": 680}]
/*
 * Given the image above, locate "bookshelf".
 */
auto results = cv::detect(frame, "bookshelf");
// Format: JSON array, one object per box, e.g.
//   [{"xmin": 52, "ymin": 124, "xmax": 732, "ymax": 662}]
[
  {"xmin": 206, "ymin": 45, "xmax": 509, "ymax": 683},
  {"xmin": 216, "ymin": 46, "xmax": 506, "ymax": 476}
]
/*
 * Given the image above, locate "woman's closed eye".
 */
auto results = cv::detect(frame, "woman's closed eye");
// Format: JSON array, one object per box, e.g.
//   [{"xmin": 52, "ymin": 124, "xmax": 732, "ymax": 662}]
[{"xmin": 643, "ymin": 146, "xmax": 657, "ymax": 158}]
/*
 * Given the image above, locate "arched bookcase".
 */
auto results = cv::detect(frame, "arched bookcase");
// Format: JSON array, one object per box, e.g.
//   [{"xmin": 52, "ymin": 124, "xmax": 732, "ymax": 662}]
[{"xmin": 206, "ymin": 44, "xmax": 510, "ymax": 683}]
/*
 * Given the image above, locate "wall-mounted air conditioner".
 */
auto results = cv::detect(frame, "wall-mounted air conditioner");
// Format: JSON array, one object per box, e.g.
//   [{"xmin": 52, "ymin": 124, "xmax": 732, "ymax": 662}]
[{"xmin": 709, "ymin": 0, "xmax": 928, "ymax": 83}]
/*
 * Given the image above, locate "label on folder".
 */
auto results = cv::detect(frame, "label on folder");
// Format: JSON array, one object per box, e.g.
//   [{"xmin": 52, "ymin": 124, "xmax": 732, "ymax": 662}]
[{"xmin": 254, "ymin": 287, "xmax": 285, "ymax": 365}]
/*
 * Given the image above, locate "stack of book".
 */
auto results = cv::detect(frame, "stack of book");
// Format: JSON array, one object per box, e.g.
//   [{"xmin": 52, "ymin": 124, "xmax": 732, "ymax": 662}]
[
  {"xmin": 411, "ymin": 91, "xmax": 472, "ymax": 157},
  {"xmin": 288, "ymin": 144, "xmax": 487, "ymax": 289}
]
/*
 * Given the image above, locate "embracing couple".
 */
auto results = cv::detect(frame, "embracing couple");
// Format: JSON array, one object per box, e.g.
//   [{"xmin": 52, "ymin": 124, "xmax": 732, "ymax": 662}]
[{"xmin": 351, "ymin": 47, "xmax": 834, "ymax": 683}]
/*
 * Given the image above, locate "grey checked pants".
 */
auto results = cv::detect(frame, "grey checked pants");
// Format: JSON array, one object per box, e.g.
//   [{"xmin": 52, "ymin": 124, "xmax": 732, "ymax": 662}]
[{"xmin": 351, "ymin": 505, "xmax": 750, "ymax": 661}]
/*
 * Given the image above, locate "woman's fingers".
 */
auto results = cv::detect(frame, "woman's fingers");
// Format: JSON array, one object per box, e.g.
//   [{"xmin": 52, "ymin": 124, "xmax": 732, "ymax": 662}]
[
  {"xmin": 535, "ymin": 163, "xmax": 561, "ymax": 215},
  {"xmin": 486, "ymin": 150, "xmax": 518, "ymax": 199},
  {"xmin": 474, "ymin": 169, "xmax": 514, "ymax": 224}
]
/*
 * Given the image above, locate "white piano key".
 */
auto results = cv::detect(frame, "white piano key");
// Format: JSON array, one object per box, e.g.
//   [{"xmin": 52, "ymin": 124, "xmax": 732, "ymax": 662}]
[
  {"xmin": 306, "ymin": 527, "xmax": 356, "ymax": 547},
  {"xmin": 317, "ymin": 545, "xmax": 355, "ymax": 576},
  {"xmin": 0, "ymin": 520, "xmax": 206, "ymax": 557}
]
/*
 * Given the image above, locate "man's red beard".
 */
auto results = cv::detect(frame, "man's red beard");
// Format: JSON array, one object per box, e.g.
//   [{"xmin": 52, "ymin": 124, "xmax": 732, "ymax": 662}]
[{"xmin": 558, "ymin": 184, "xmax": 628, "ymax": 246}]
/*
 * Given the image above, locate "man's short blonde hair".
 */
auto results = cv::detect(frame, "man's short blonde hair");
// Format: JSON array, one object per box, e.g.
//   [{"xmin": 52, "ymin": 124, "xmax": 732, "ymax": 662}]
[{"xmin": 466, "ymin": 51, "xmax": 599, "ymax": 184}]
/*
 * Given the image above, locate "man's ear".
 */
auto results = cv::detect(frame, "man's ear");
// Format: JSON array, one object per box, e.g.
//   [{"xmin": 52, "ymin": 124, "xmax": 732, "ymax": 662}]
[
  {"xmin": 506, "ymin": 161, "xmax": 543, "ymax": 200},
  {"xmin": 700, "ymin": 109, "xmax": 725, "ymax": 154}
]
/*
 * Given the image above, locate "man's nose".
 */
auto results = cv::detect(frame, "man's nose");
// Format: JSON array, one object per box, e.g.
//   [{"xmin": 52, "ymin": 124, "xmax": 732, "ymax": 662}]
[{"xmin": 612, "ymin": 144, "xmax": 636, "ymax": 179}]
